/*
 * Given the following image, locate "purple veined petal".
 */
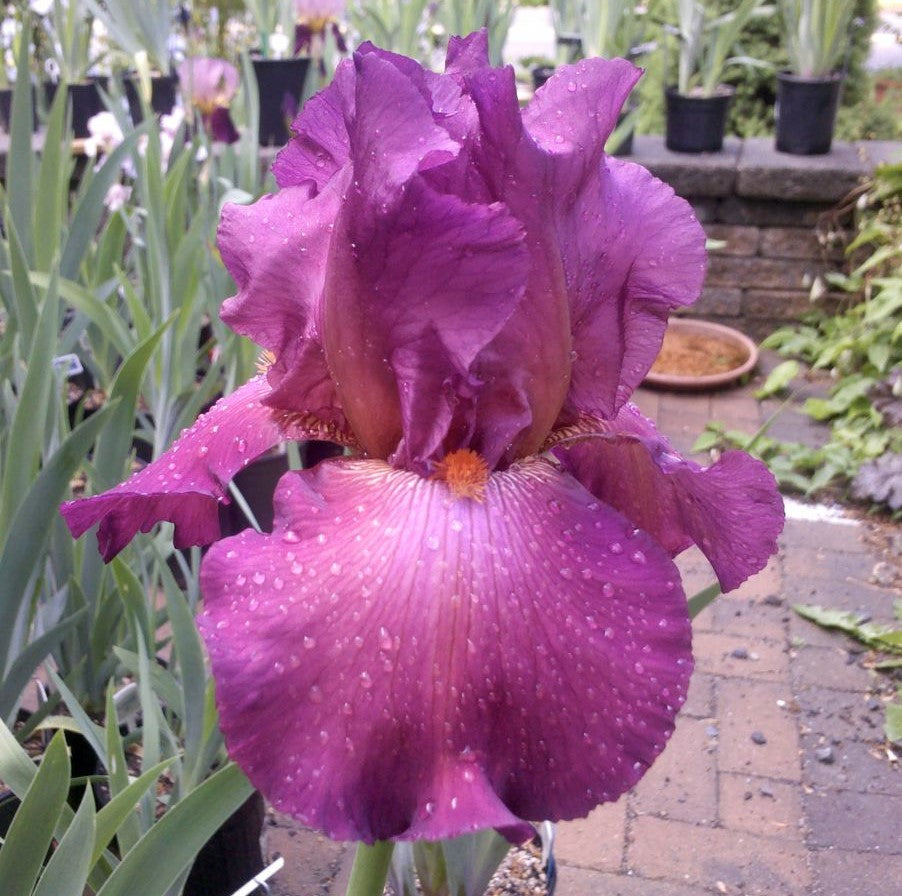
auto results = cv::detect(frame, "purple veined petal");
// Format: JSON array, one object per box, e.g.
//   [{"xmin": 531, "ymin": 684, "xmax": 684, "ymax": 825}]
[
  {"xmin": 524, "ymin": 56, "xmax": 639, "ymax": 160},
  {"xmin": 519, "ymin": 56, "xmax": 706, "ymax": 418},
  {"xmin": 444, "ymin": 29, "xmax": 492, "ymax": 75},
  {"xmin": 557, "ymin": 159, "xmax": 708, "ymax": 419},
  {"xmin": 453, "ymin": 64, "xmax": 574, "ymax": 464},
  {"xmin": 59, "ymin": 376, "xmax": 348, "ymax": 562},
  {"xmin": 218, "ymin": 182, "xmax": 343, "ymax": 418},
  {"xmin": 273, "ymin": 60, "xmax": 355, "ymax": 191},
  {"xmin": 344, "ymin": 51, "xmax": 459, "ymax": 209},
  {"xmin": 198, "ymin": 456, "xmax": 692, "ymax": 844},
  {"xmin": 324, "ymin": 176, "xmax": 528, "ymax": 469},
  {"xmin": 553, "ymin": 405, "xmax": 784, "ymax": 592}
]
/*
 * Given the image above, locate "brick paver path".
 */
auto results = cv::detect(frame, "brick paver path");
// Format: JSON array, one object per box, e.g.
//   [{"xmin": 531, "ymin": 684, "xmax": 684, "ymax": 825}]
[
  {"xmin": 553, "ymin": 383, "xmax": 901, "ymax": 895},
  {"xmin": 266, "ymin": 372, "xmax": 901, "ymax": 896}
]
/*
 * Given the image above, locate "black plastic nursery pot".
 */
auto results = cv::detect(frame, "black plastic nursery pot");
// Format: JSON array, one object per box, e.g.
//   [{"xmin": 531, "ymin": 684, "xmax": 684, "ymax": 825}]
[
  {"xmin": 532, "ymin": 65, "xmax": 556, "ymax": 91},
  {"xmin": 44, "ymin": 78, "xmax": 108, "ymax": 138},
  {"xmin": 775, "ymin": 71, "xmax": 843, "ymax": 155},
  {"xmin": 184, "ymin": 791, "xmax": 266, "ymax": 896},
  {"xmin": 665, "ymin": 86, "xmax": 734, "ymax": 153},
  {"xmin": 124, "ymin": 72, "xmax": 179, "ymax": 122},
  {"xmin": 0, "ymin": 84, "xmax": 37, "ymax": 133},
  {"xmin": 252, "ymin": 57, "xmax": 311, "ymax": 146}
]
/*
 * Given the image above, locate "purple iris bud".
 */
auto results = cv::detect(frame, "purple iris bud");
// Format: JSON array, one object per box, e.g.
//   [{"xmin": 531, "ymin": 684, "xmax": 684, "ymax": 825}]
[
  {"xmin": 178, "ymin": 56, "xmax": 241, "ymax": 144},
  {"xmin": 61, "ymin": 32, "xmax": 783, "ymax": 845}
]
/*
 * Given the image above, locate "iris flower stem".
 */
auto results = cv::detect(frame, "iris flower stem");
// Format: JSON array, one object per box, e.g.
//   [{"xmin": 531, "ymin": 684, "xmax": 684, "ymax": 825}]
[{"xmin": 346, "ymin": 841, "xmax": 394, "ymax": 896}]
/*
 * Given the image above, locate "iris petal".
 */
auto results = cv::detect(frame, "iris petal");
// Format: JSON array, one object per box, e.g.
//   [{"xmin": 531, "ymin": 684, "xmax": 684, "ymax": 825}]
[
  {"xmin": 60, "ymin": 377, "xmax": 339, "ymax": 561},
  {"xmin": 198, "ymin": 457, "xmax": 692, "ymax": 843},
  {"xmin": 554, "ymin": 405, "xmax": 784, "ymax": 592},
  {"xmin": 218, "ymin": 184, "xmax": 346, "ymax": 421},
  {"xmin": 557, "ymin": 159, "xmax": 708, "ymax": 419}
]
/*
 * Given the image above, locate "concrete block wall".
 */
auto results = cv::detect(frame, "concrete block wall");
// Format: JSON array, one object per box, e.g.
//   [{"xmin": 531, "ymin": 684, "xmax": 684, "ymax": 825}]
[{"xmin": 631, "ymin": 136, "xmax": 901, "ymax": 340}]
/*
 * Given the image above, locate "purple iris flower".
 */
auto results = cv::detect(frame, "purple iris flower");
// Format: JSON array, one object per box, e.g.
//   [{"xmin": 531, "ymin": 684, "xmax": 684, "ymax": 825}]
[
  {"xmin": 177, "ymin": 56, "xmax": 241, "ymax": 144},
  {"xmin": 62, "ymin": 33, "xmax": 783, "ymax": 845}
]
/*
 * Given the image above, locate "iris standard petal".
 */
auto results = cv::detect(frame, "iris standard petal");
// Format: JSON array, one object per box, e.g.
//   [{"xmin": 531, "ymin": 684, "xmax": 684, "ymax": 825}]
[
  {"xmin": 198, "ymin": 457, "xmax": 692, "ymax": 844},
  {"xmin": 325, "ymin": 177, "xmax": 528, "ymax": 469},
  {"xmin": 59, "ymin": 377, "xmax": 342, "ymax": 561},
  {"xmin": 218, "ymin": 183, "xmax": 344, "ymax": 419},
  {"xmin": 556, "ymin": 159, "xmax": 708, "ymax": 419},
  {"xmin": 521, "ymin": 58, "xmax": 707, "ymax": 420},
  {"xmin": 554, "ymin": 405, "xmax": 784, "ymax": 592},
  {"xmin": 272, "ymin": 60, "xmax": 354, "ymax": 191}
]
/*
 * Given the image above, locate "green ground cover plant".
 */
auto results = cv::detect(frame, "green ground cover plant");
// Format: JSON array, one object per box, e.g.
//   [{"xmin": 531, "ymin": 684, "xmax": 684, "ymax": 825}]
[{"xmin": 695, "ymin": 162, "xmax": 902, "ymax": 515}]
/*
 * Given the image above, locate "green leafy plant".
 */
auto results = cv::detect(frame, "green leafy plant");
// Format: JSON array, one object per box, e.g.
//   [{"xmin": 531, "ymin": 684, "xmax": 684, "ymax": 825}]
[
  {"xmin": 778, "ymin": 0, "xmax": 857, "ymax": 77},
  {"xmin": 579, "ymin": 0, "xmax": 648, "ymax": 60},
  {"xmin": 347, "ymin": 0, "xmax": 433, "ymax": 63},
  {"xmin": 695, "ymin": 163, "xmax": 902, "ymax": 513},
  {"xmin": 243, "ymin": 0, "xmax": 295, "ymax": 58},
  {"xmin": 794, "ymin": 601, "xmax": 902, "ymax": 744},
  {"xmin": 669, "ymin": 0, "xmax": 774, "ymax": 97},
  {"xmin": 35, "ymin": 1, "xmax": 100, "ymax": 83},
  {"xmin": 80, "ymin": 0, "xmax": 175, "ymax": 75}
]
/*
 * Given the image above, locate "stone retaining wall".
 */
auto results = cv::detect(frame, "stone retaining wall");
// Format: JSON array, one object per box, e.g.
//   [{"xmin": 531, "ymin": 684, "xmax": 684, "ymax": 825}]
[{"xmin": 632, "ymin": 136, "xmax": 901, "ymax": 340}]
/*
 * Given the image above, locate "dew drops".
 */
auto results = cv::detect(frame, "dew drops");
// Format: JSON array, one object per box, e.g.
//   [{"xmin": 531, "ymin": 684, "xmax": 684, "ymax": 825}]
[
  {"xmin": 235, "ymin": 574, "xmax": 246, "ymax": 586},
  {"xmin": 359, "ymin": 671, "xmax": 373, "ymax": 689},
  {"xmin": 308, "ymin": 685, "xmax": 323, "ymax": 703},
  {"xmin": 426, "ymin": 535, "xmax": 440, "ymax": 550},
  {"xmin": 283, "ymin": 530, "xmax": 300, "ymax": 544},
  {"xmin": 198, "ymin": 445, "xmax": 209, "ymax": 457},
  {"xmin": 379, "ymin": 627, "xmax": 393, "ymax": 651},
  {"xmin": 303, "ymin": 636, "xmax": 316, "ymax": 649},
  {"xmin": 602, "ymin": 582, "xmax": 615, "ymax": 598},
  {"xmin": 634, "ymin": 662, "xmax": 645, "ymax": 675},
  {"xmin": 252, "ymin": 571, "xmax": 265, "ymax": 585},
  {"xmin": 631, "ymin": 550, "xmax": 647, "ymax": 565},
  {"xmin": 610, "ymin": 542, "xmax": 623, "ymax": 554},
  {"xmin": 236, "ymin": 438, "xmax": 247, "ymax": 454},
  {"xmin": 273, "ymin": 577, "xmax": 284, "ymax": 590},
  {"xmin": 450, "ymin": 519, "xmax": 463, "ymax": 533},
  {"xmin": 330, "ymin": 561, "xmax": 342, "ymax": 575}
]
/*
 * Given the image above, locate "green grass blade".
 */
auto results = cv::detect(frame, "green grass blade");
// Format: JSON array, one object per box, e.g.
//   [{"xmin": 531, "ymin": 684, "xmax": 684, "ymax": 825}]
[
  {"xmin": 0, "ymin": 715, "xmax": 42, "ymax": 796},
  {"xmin": 688, "ymin": 583, "xmax": 722, "ymax": 619},
  {"xmin": 6, "ymin": 30, "xmax": 35, "ymax": 267},
  {"xmin": 93, "ymin": 757, "xmax": 177, "ymax": 869},
  {"xmin": 0, "ymin": 402, "xmax": 118, "ymax": 670},
  {"xmin": 89, "ymin": 315, "xmax": 175, "ymax": 492},
  {"xmin": 0, "ymin": 732, "xmax": 69, "ymax": 896},
  {"xmin": 0, "ymin": 257, "xmax": 58, "ymax": 534},
  {"xmin": 26, "ymin": 272, "xmax": 134, "ymax": 358},
  {"xmin": 60, "ymin": 124, "xmax": 149, "ymax": 281},
  {"xmin": 96, "ymin": 763, "xmax": 254, "ymax": 896},
  {"xmin": 33, "ymin": 786, "xmax": 97, "ymax": 896},
  {"xmin": 160, "ymin": 563, "xmax": 207, "ymax": 788},
  {"xmin": 33, "ymin": 81, "xmax": 72, "ymax": 274},
  {"xmin": 0, "ymin": 607, "xmax": 88, "ymax": 724}
]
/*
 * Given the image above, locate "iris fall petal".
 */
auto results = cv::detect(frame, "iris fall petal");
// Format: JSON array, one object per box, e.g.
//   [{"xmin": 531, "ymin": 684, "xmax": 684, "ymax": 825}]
[
  {"xmin": 60, "ymin": 376, "xmax": 336, "ymax": 560},
  {"xmin": 199, "ymin": 458, "xmax": 693, "ymax": 843},
  {"xmin": 554, "ymin": 405, "xmax": 784, "ymax": 592}
]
